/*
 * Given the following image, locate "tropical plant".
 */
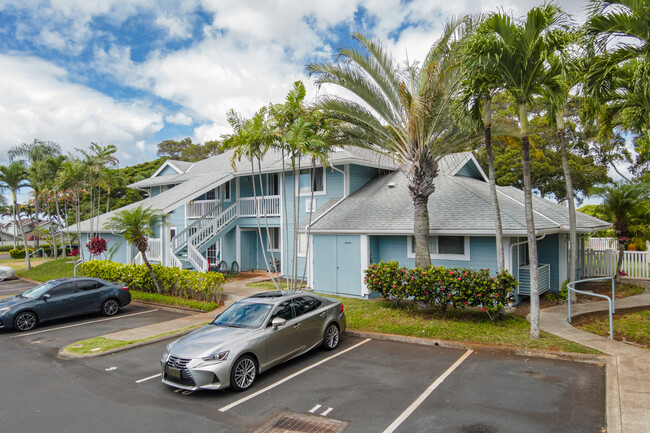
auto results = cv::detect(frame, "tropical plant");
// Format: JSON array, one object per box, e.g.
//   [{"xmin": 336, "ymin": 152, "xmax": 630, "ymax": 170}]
[
  {"xmin": 309, "ymin": 25, "xmax": 476, "ymax": 268},
  {"xmin": 0, "ymin": 162, "xmax": 32, "ymax": 269},
  {"xmin": 58, "ymin": 158, "xmax": 87, "ymax": 260},
  {"xmin": 593, "ymin": 181, "xmax": 650, "ymax": 282},
  {"xmin": 77, "ymin": 143, "xmax": 118, "ymax": 235},
  {"xmin": 468, "ymin": 4, "xmax": 570, "ymax": 339},
  {"xmin": 104, "ymin": 206, "xmax": 164, "ymax": 294},
  {"xmin": 8, "ymin": 139, "xmax": 62, "ymax": 250}
]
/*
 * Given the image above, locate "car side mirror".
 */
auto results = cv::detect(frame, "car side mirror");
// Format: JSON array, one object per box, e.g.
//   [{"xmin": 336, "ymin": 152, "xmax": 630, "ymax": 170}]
[
  {"xmin": 271, "ymin": 317, "xmax": 286, "ymax": 329},
  {"xmin": 41, "ymin": 293, "xmax": 51, "ymax": 300},
  {"xmin": 213, "ymin": 313, "xmax": 220, "ymax": 321}
]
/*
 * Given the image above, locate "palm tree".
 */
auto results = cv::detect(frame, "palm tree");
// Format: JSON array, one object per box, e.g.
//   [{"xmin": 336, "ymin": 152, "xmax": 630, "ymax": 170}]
[
  {"xmin": 0, "ymin": 162, "xmax": 32, "ymax": 269},
  {"xmin": 309, "ymin": 24, "xmax": 476, "ymax": 268},
  {"xmin": 8, "ymin": 139, "xmax": 62, "ymax": 250},
  {"xmin": 58, "ymin": 159, "xmax": 87, "ymax": 260},
  {"xmin": 104, "ymin": 206, "xmax": 164, "ymax": 294},
  {"xmin": 78, "ymin": 143, "xmax": 119, "ymax": 235},
  {"xmin": 469, "ymin": 5, "xmax": 569, "ymax": 339},
  {"xmin": 594, "ymin": 181, "xmax": 650, "ymax": 282}
]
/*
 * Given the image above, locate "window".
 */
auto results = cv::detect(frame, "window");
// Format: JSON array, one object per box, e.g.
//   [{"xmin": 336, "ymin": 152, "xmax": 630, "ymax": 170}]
[
  {"xmin": 408, "ymin": 235, "xmax": 470, "ymax": 261},
  {"xmin": 298, "ymin": 167, "xmax": 324, "ymax": 195},
  {"xmin": 47, "ymin": 282, "xmax": 75, "ymax": 298},
  {"xmin": 206, "ymin": 189, "xmax": 216, "ymax": 200},
  {"xmin": 292, "ymin": 296, "xmax": 322, "ymax": 316},
  {"xmin": 75, "ymin": 280, "xmax": 104, "ymax": 292},
  {"xmin": 207, "ymin": 243, "xmax": 219, "ymax": 266},
  {"xmin": 268, "ymin": 228, "xmax": 280, "ymax": 251},
  {"xmin": 268, "ymin": 301, "xmax": 295, "ymax": 325},
  {"xmin": 268, "ymin": 173, "xmax": 279, "ymax": 196},
  {"xmin": 224, "ymin": 181, "xmax": 231, "ymax": 201}
]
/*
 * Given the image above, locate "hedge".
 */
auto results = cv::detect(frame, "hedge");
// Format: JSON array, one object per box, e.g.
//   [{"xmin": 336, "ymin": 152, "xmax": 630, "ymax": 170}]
[
  {"xmin": 81, "ymin": 260, "xmax": 226, "ymax": 304},
  {"xmin": 9, "ymin": 248, "xmax": 34, "ymax": 259},
  {"xmin": 364, "ymin": 261, "xmax": 517, "ymax": 321}
]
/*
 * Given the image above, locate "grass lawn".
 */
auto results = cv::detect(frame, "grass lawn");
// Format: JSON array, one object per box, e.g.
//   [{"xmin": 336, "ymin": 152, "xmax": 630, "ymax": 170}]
[
  {"xmin": 0, "ymin": 256, "xmax": 57, "ymax": 271},
  {"xmin": 335, "ymin": 296, "xmax": 600, "ymax": 354},
  {"xmin": 245, "ymin": 280, "xmax": 288, "ymax": 290},
  {"xmin": 575, "ymin": 308, "xmax": 650, "ymax": 349},
  {"xmin": 130, "ymin": 290, "xmax": 220, "ymax": 312},
  {"xmin": 15, "ymin": 257, "xmax": 79, "ymax": 281}
]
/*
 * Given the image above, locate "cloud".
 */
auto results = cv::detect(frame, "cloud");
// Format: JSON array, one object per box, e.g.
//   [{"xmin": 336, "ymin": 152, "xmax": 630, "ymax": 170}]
[
  {"xmin": 165, "ymin": 113, "xmax": 193, "ymax": 126},
  {"xmin": 155, "ymin": 13, "xmax": 192, "ymax": 39},
  {"xmin": 0, "ymin": 54, "xmax": 164, "ymax": 162}
]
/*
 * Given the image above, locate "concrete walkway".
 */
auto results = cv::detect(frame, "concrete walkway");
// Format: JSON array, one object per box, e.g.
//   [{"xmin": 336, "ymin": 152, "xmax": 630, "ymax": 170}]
[
  {"xmin": 538, "ymin": 279, "xmax": 650, "ymax": 433},
  {"xmin": 102, "ymin": 274, "xmax": 272, "ymax": 342}
]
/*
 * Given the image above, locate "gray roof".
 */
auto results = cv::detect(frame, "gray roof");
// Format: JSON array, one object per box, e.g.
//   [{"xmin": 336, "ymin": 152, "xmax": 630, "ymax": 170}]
[{"xmin": 308, "ymin": 169, "xmax": 609, "ymax": 235}]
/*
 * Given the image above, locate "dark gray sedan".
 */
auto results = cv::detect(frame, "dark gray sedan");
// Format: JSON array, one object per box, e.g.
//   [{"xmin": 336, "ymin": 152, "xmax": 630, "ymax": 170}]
[
  {"xmin": 161, "ymin": 291, "xmax": 346, "ymax": 392},
  {"xmin": 0, "ymin": 277, "xmax": 131, "ymax": 332}
]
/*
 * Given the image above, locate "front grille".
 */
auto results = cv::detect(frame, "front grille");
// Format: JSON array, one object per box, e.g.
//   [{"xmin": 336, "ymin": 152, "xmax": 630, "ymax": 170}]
[{"xmin": 165, "ymin": 356, "xmax": 195, "ymax": 387}]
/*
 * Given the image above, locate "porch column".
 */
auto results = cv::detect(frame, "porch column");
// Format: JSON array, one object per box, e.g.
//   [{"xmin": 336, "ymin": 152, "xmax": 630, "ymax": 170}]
[
  {"xmin": 236, "ymin": 225, "xmax": 241, "ymax": 266},
  {"xmin": 360, "ymin": 234, "xmax": 369, "ymax": 296},
  {"xmin": 503, "ymin": 237, "xmax": 512, "ymax": 273}
]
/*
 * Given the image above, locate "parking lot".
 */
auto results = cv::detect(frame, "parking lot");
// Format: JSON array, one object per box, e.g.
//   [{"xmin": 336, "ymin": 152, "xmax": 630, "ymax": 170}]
[{"xmin": 0, "ymin": 277, "xmax": 606, "ymax": 433}]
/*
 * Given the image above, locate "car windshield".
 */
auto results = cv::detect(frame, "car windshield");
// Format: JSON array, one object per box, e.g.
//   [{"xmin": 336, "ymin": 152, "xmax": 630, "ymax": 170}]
[
  {"xmin": 212, "ymin": 302, "xmax": 273, "ymax": 329},
  {"xmin": 20, "ymin": 281, "xmax": 60, "ymax": 299}
]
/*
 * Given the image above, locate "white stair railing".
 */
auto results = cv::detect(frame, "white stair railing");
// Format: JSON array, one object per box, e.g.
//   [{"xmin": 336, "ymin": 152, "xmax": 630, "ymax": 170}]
[
  {"xmin": 167, "ymin": 248, "xmax": 183, "ymax": 269},
  {"xmin": 187, "ymin": 244, "xmax": 208, "ymax": 272},
  {"xmin": 147, "ymin": 238, "xmax": 162, "ymax": 262},
  {"xmin": 172, "ymin": 199, "xmax": 222, "ymax": 253},
  {"xmin": 133, "ymin": 251, "xmax": 144, "ymax": 265},
  {"xmin": 239, "ymin": 196, "xmax": 281, "ymax": 217},
  {"xmin": 188, "ymin": 203, "xmax": 238, "ymax": 251},
  {"xmin": 187, "ymin": 199, "xmax": 219, "ymax": 218}
]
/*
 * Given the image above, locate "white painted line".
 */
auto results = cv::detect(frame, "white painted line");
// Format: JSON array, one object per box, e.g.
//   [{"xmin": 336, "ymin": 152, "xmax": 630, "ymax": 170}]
[
  {"xmin": 136, "ymin": 373, "xmax": 162, "ymax": 384},
  {"xmin": 308, "ymin": 404, "xmax": 322, "ymax": 413},
  {"xmin": 382, "ymin": 349, "xmax": 473, "ymax": 433},
  {"xmin": 181, "ymin": 390, "xmax": 194, "ymax": 395},
  {"xmin": 10, "ymin": 309, "xmax": 159, "ymax": 338},
  {"xmin": 174, "ymin": 389, "xmax": 183, "ymax": 393},
  {"xmin": 321, "ymin": 407, "xmax": 333, "ymax": 417},
  {"xmin": 105, "ymin": 366, "xmax": 117, "ymax": 371},
  {"xmin": 219, "ymin": 338, "xmax": 372, "ymax": 413}
]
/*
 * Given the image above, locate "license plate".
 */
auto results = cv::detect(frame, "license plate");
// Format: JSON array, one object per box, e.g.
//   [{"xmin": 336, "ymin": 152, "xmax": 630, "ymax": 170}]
[{"xmin": 167, "ymin": 367, "xmax": 181, "ymax": 379}]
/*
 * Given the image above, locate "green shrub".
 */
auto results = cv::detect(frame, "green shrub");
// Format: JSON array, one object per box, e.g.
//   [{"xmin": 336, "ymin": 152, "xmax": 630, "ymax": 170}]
[
  {"xmin": 0, "ymin": 245, "xmax": 15, "ymax": 252},
  {"xmin": 630, "ymin": 237, "xmax": 648, "ymax": 251},
  {"xmin": 81, "ymin": 260, "xmax": 226, "ymax": 303},
  {"xmin": 9, "ymin": 248, "xmax": 34, "ymax": 259},
  {"xmin": 364, "ymin": 261, "xmax": 517, "ymax": 321}
]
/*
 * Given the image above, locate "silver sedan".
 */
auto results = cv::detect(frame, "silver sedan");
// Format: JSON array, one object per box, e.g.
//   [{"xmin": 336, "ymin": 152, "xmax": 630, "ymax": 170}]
[{"xmin": 161, "ymin": 291, "xmax": 346, "ymax": 392}]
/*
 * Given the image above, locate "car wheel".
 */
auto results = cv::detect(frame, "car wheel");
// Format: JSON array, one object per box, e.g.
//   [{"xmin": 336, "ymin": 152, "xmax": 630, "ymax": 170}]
[
  {"xmin": 101, "ymin": 298, "xmax": 120, "ymax": 317},
  {"xmin": 230, "ymin": 355, "xmax": 257, "ymax": 392},
  {"xmin": 322, "ymin": 323, "xmax": 340, "ymax": 350},
  {"xmin": 14, "ymin": 311, "xmax": 37, "ymax": 332}
]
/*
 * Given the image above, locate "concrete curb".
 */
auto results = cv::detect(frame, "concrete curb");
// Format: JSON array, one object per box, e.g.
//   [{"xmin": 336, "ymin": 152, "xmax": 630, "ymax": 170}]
[
  {"xmin": 345, "ymin": 330, "xmax": 606, "ymax": 364},
  {"xmin": 57, "ymin": 324, "xmax": 206, "ymax": 359}
]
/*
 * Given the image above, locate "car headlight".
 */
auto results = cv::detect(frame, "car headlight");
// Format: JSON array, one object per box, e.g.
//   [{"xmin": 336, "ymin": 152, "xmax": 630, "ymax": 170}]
[
  {"xmin": 161, "ymin": 351, "xmax": 170, "ymax": 363},
  {"xmin": 201, "ymin": 350, "xmax": 230, "ymax": 363},
  {"xmin": 0, "ymin": 307, "xmax": 10, "ymax": 315}
]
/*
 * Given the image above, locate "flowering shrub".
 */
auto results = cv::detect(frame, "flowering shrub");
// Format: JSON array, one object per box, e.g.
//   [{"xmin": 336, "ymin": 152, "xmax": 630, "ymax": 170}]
[
  {"xmin": 67, "ymin": 248, "xmax": 79, "ymax": 257},
  {"xmin": 364, "ymin": 261, "xmax": 517, "ymax": 321},
  {"xmin": 86, "ymin": 237, "xmax": 107, "ymax": 258},
  {"xmin": 81, "ymin": 260, "xmax": 225, "ymax": 303}
]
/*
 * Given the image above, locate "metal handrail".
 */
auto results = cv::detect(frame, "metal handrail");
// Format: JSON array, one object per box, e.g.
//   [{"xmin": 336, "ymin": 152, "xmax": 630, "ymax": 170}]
[
  {"xmin": 567, "ymin": 277, "xmax": 615, "ymax": 340},
  {"xmin": 29, "ymin": 248, "xmax": 45, "ymax": 263},
  {"xmin": 74, "ymin": 258, "xmax": 89, "ymax": 277}
]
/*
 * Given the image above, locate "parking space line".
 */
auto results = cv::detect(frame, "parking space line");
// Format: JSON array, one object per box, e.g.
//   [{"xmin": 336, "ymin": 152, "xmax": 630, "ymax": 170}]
[
  {"xmin": 9, "ymin": 309, "xmax": 159, "ymax": 338},
  {"xmin": 321, "ymin": 407, "xmax": 333, "ymax": 417},
  {"xmin": 136, "ymin": 373, "xmax": 162, "ymax": 384},
  {"xmin": 382, "ymin": 349, "xmax": 473, "ymax": 433},
  {"xmin": 308, "ymin": 404, "xmax": 322, "ymax": 413},
  {"xmin": 219, "ymin": 338, "xmax": 372, "ymax": 413}
]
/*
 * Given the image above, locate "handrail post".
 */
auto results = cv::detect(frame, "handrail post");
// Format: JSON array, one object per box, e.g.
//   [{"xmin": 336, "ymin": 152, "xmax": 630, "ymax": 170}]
[{"xmin": 567, "ymin": 276, "xmax": 615, "ymax": 340}]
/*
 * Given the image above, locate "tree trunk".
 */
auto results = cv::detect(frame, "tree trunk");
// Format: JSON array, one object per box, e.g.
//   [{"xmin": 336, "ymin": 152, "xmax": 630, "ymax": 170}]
[
  {"xmin": 33, "ymin": 188, "xmax": 40, "ymax": 250},
  {"xmin": 484, "ymin": 97, "xmax": 505, "ymax": 273},
  {"xmin": 557, "ymin": 110, "xmax": 577, "ymax": 301},
  {"xmin": 76, "ymin": 190, "xmax": 84, "ymax": 260},
  {"xmin": 257, "ymin": 159, "xmax": 281, "ymax": 290},
  {"xmin": 413, "ymin": 194, "xmax": 432, "ymax": 268},
  {"xmin": 54, "ymin": 187, "xmax": 66, "ymax": 257},
  {"xmin": 13, "ymin": 192, "xmax": 31, "ymax": 270},
  {"xmin": 141, "ymin": 251, "xmax": 163, "ymax": 294},
  {"xmin": 520, "ymin": 103, "xmax": 540, "ymax": 340},
  {"xmin": 615, "ymin": 243, "xmax": 625, "ymax": 284},
  {"xmin": 46, "ymin": 200, "xmax": 58, "ymax": 259}
]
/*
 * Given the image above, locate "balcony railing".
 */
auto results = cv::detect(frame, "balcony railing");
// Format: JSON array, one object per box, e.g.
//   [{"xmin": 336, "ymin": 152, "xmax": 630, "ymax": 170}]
[
  {"xmin": 239, "ymin": 196, "xmax": 281, "ymax": 217},
  {"xmin": 187, "ymin": 200, "xmax": 219, "ymax": 218}
]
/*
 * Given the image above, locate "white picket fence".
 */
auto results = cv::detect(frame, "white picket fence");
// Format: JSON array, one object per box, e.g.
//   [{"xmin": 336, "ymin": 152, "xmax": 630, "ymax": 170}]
[
  {"xmin": 584, "ymin": 249, "xmax": 650, "ymax": 279},
  {"xmin": 586, "ymin": 237, "xmax": 619, "ymax": 251}
]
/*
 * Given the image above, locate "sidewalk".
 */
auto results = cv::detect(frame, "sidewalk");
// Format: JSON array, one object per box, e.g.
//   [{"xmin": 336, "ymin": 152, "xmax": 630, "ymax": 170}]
[
  {"xmin": 538, "ymin": 279, "xmax": 650, "ymax": 433},
  {"xmin": 101, "ymin": 275, "xmax": 272, "ymax": 342}
]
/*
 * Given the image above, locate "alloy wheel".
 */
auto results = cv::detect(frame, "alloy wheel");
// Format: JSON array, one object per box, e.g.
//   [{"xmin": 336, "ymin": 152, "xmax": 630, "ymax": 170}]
[
  {"xmin": 325, "ymin": 324, "xmax": 339, "ymax": 349},
  {"xmin": 15, "ymin": 312, "xmax": 36, "ymax": 332},
  {"xmin": 234, "ymin": 357, "xmax": 256, "ymax": 389},
  {"xmin": 103, "ymin": 299, "xmax": 119, "ymax": 316}
]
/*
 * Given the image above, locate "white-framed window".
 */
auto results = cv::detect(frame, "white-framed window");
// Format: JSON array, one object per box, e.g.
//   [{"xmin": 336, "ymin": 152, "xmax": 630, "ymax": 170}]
[
  {"xmin": 297, "ymin": 233, "xmax": 307, "ymax": 257},
  {"xmin": 222, "ymin": 181, "xmax": 231, "ymax": 201},
  {"xmin": 298, "ymin": 167, "xmax": 325, "ymax": 195},
  {"xmin": 268, "ymin": 228, "xmax": 281, "ymax": 252},
  {"xmin": 267, "ymin": 173, "xmax": 280, "ymax": 196},
  {"xmin": 206, "ymin": 189, "xmax": 216, "ymax": 200},
  {"xmin": 407, "ymin": 235, "xmax": 470, "ymax": 261}
]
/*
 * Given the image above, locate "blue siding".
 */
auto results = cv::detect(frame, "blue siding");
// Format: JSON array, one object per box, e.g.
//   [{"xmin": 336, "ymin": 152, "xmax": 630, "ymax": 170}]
[
  {"xmin": 81, "ymin": 233, "xmax": 129, "ymax": 263},
  {"xmin": 372, "ymin": 235, "xmax": 499, "ymax": 273},
  {"xmin": 157, "ymin": 165, "xmax": 180, "ymax": 176},
  {"xmin": 222, "ymin": 229, "xmax": 236, "ymax": 264},
  {"xmin": 349, "ymin": 164, "xmax": 378, "ymax": 194},
  {"xmin": 313, "ymin": 235, "xmax": 338, "ymax": 294},
  {"xmin": 537, "ymin": 234, "xmax": 560, "ymax": 292}
]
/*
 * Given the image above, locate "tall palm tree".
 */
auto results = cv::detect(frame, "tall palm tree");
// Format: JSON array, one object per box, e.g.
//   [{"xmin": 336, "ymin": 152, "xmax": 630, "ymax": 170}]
[
  {"xmin": 0, "ymin": 162, "xmax": 32, "ymax": 270},
  {"xmin": 309, "ymin": 23, "xmax": 476, "ymax": 268},
  {"xmin": 78, "ymin": 143, "xmax": 119, "ymax": 235},
  {"xmin": 105, "ymin": 206, "xmax": 164, "ymax": 294},
  {"xmin": 470, "ymin": 5, "xmax": 569, "ymax": 339},
  {"xmin": 594, "ymin": 181, "xmax": 650, "ymax": 282},
  {"xmin": 8, "ymin": 139, "xmax": 62, "ymax": 250},
  {"xmin": 58, "ymin": 159, "xmax": 87, "ymax": 260}
]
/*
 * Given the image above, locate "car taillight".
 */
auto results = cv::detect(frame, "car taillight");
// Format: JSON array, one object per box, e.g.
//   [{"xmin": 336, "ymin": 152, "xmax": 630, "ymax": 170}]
[
  {"xmin": 340, "ymin": 303, "xmax": 344, "ymax": 313},
  {"xmin": 121, "ymin": 286, "xmax": 129, "ymax": 291}
]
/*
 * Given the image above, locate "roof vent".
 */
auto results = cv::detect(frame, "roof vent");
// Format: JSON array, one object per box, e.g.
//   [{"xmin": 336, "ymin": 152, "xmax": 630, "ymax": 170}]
[{"xmin": 387, "ymin": 182, "xmax": 396, "ymax": 189}]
